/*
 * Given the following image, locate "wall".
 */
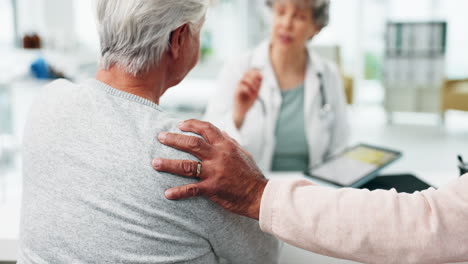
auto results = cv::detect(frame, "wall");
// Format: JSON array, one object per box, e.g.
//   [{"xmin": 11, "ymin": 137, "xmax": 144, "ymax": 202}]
[{"xmin": 16, "ymin": 0, "xmax": 76, "ymax": 51}]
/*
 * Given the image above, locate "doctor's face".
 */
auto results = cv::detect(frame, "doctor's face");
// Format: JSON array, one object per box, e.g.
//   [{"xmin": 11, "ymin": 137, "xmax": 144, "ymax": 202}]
[{"xmin": 271, "ymin": 1, "xmax": 319, "ymax": 50}]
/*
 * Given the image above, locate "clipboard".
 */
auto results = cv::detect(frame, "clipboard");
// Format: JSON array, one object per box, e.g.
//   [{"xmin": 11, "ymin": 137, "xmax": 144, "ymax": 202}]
[{"xmin": 305, "ymin": 144, "xmax": 402, "ymax": 188}]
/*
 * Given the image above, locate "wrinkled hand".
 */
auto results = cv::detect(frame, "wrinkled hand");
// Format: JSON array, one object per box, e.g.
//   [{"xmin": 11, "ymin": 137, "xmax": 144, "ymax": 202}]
[
  {"xmin": 152, "ymin": 120, "xmax": 267, "ymax": 220},
  {"xmin": 233, "ymin": 69, "xmax": 263, "ymax": 129}
]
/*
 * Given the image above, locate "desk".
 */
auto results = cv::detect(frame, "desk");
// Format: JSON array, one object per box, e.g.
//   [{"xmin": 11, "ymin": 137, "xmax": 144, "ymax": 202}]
[
  {"xmin": 267, "ymin": 170, "xmax": 458, "ymax": 190},
  {"xmin": 267, "ymin": 171, "xmax": 338, "ymax": 187}
]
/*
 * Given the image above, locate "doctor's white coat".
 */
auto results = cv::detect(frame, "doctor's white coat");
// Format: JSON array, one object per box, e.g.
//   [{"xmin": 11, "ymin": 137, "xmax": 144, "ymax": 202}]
[{"xmin": 204, "ymin": 41, "xmax": 350, "ymax": 172}]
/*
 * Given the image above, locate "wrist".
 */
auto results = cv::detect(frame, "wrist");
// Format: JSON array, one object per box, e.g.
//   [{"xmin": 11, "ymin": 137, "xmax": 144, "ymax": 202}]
[
  {"xmin": 233, "ymin": 111, "xmax": 246, "ymax": 130},
  {"xmin": 245, "ymin": 178, "xmax": 268, "ymax": 220}
]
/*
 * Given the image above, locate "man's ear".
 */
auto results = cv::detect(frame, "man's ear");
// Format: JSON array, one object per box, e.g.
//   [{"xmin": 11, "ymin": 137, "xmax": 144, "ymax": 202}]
[{"xmin": 169, "ymin": 24, "xmax": 190, "ymax": 60}]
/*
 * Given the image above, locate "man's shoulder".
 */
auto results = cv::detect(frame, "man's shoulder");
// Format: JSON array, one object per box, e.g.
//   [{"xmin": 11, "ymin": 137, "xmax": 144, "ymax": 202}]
[
  {"xmin": 42, "ymin": 78, "xmax": 81, "ymax": 94},
  {"xmin": 151, "ymin": 115, "xmax": 202, "ymax": 162},
  {"xmin": 25, "ymin": 79, "xmax": 87, "ymax": 128},
  {"xmin": 34, "ymin": 79, "xmax": 90, "ymax": 109},
  {"xmin": 46, "ymin": 78, "xmax": 76, "ymax": 87}
]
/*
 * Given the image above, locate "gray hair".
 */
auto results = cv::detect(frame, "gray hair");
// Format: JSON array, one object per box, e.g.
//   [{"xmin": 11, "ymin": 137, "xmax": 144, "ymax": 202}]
[
  {"xmin": 97, "ymin": 0, "xmax": 211, "ymax": 75},
  {"xmin": 266, "ymin": 0, "xmax": 330, "ymax": 30}
]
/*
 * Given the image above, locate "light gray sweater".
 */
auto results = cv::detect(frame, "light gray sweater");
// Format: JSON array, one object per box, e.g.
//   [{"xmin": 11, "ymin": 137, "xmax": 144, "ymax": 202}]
[{"xmin": 19, "ymin": 79, "xmax": 279, "ymax": 264}]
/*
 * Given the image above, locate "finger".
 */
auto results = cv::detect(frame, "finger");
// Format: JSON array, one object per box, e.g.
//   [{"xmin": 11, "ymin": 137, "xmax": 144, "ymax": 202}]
[
  {"xmin": 250, "ymin": 71, "xmax": 262, "ymax": 82},
  {"xmin": 255, "ymin": 74, "xmax": 263, "ymax": 82},
  {"xmin": 248, "ymin": 69, "xmax": 262, "ymax": 79},
  {"xmin": 158, "ymin": 132, "xmax": 212, "ymax": 160},
  {"xmin": 252, "ymin": 79, "xmax": 261, "ymax": 90},
  {"xmin": 177, "ymin": 120, "xmax": 224, "ymax": 144},
  {"xmin": 245, "ymin": 74, "xmax": 260, "ymax": 88},
  {"xmin": 241, "ymin": 83, "xmax": 251, "ymax": 93},
  {"xmin": 247, "ymin": 85, "xmax": 257, "ymax": 97},
  {"xmin": 250, "ymin": 70, "xmax": 263, "ymax": 82},
  {"xmin": 240, "ymin": 79, "xmax": 255, "ymax": 93},
  {"xmin": 244, "ymin": 70, "xmax": 257, "ymax": 80},
  {"xmin": 244, "ymin": 77, "xmax": 261, "ymax": 95},
  {"xmin": 238, "ymin": 89, "xmax": 251, "ymax": 101},
  {"xmin": 152, "ymin": 158, "xmax": 200, "ymax": 178},
  {"xmin": 240, "ymin": 79, "xmax": 259, "ymax": 98},
  {"xmin": 165, "ymin": 183, "xmax": 205, "ymax": 200},
  {"xmin": 246, "ymin": 87, "xmax": 260, "ymax": 103}
]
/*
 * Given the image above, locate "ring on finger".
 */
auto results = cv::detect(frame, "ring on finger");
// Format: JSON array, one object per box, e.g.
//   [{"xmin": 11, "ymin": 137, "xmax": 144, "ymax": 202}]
[{"xmin": 196, "ymin": 162, "xmax": 202, "ymax": 177}]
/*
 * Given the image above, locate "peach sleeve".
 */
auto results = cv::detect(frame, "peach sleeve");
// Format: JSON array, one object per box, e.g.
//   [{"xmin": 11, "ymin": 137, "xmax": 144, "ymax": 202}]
[{"xmin": 260, "ymin": 175, "xmax": 468, "ymax": 264}]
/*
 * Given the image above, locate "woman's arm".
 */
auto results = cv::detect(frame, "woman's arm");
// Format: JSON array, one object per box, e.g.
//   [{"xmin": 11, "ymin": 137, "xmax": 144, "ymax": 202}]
[
  {"xmin": 203, "ymin": 56, "xmax": 267, "ymax": 162},
  {"xmin": 203, "ymin": 57, "xmax": 249, "ymax": 142},
  {"xmin": 260, "ymin": 176, "xmax": 468, "ymax": 264}
]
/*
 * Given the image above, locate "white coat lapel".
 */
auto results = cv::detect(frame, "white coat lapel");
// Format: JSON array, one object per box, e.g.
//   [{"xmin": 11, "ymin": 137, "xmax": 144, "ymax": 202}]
[
  {"xmin": 305, "ymin": 48, "xmax": 330, "ymax": 167},
  {"xmin": 304, "ymin": 49, "xmax": 325, "ymax": 118},
  {"xmin": 250, "ymin": 41, "xmax": 281, "ymax": 116}
]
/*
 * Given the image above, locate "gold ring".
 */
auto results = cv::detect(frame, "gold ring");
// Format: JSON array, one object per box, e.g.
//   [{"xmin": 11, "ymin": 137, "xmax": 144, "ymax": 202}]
[{"xmin": 196, "ymin": 162, "xmax": 202, "ymax": 177}]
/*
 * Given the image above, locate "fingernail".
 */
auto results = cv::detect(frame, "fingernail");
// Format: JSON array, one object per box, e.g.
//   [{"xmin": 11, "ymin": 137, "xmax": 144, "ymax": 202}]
[
  {"xmin": 178, "ymin": 121, "xmax": 186, "ymax": 130},
  {"xmin": 165, "ymin": 189, "xmax": 174, "ymax": 199},
  {"xmin": 152, "ymin": 159, "xmax": 162, "ymax": 169},
  {"xmin": 158, "ymin": 132, "xmax": 167, "ymax": 142}
]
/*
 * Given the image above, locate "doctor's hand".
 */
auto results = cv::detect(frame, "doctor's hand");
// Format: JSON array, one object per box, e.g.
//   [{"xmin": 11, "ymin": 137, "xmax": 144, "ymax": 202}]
[
  {"xmin": 233, "ymin": 69, "xmax": 263, "ymax": 129},
  {"xmin": 152, "ymin": 119, "xmax": 267, "ymax": 220}
]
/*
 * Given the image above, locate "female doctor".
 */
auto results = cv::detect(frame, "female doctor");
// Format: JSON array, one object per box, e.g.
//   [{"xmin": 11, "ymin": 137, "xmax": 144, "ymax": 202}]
[{"xmin": 204, "ymin": 0, "xmax": 349, "ymax": 172}]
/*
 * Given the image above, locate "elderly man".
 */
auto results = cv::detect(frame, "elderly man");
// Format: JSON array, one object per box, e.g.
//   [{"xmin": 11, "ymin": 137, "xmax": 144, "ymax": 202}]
[{"xmin": 19, "ymin": 0, "xmax": 279, "ymax": 263}]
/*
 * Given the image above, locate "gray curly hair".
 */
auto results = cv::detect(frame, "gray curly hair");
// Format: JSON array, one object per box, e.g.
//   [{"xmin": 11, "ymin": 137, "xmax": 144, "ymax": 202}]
[{"xmin": 266, "ymin": 0, "xmax": 330, "ymax": 30}]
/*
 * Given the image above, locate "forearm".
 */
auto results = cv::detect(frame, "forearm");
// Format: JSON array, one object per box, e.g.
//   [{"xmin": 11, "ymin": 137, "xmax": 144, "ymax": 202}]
[{"xmin": 259, "ymin": 177, "xmax": 468, "ymax": 264}]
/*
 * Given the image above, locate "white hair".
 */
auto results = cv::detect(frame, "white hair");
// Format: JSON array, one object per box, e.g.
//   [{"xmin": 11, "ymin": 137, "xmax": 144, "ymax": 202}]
[{"xmin": 97, "ymin": 0, "xmax": 211, "ymax": 75}]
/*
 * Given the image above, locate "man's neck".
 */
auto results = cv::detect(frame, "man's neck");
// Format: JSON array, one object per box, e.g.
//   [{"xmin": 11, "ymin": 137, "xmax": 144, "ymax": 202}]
[{"xmin": 96, "ymin": 65, "xmax": 167, "ymax": 105}]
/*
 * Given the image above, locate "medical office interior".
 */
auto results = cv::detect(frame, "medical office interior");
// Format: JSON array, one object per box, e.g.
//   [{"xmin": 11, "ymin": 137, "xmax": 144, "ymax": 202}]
[{"xmin": 1, "ymin": 0, "xmax": 468, "ymax": 263}]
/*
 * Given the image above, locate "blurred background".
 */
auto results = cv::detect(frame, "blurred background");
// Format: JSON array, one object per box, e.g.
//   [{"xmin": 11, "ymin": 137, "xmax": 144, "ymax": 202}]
[{"xmin": 1, "ymin": 0, "xmax": 468, "ymax": 263}]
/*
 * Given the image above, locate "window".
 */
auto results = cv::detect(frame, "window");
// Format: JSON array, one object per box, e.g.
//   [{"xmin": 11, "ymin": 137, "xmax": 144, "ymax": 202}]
[
  {"xmin": 73, "ymin": 0, "xmax": 99, "ymax": 52},
  {"xmin": 436, "ymin": 0, "xmax": 468, "ymax": 78},
  {"xmin": 0, "ymin": 0, "xmax": 15, "ymax": 47}
]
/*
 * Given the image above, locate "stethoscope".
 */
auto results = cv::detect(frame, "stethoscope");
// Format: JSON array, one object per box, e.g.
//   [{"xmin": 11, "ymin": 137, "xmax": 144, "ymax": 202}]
[
  {"xmin": 256, "ymin": 71, "xmax": 332, "ymax": 120},
  {"xmin": 317, "ymin": 72, "xmax": 332, "ymax": 120}
]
